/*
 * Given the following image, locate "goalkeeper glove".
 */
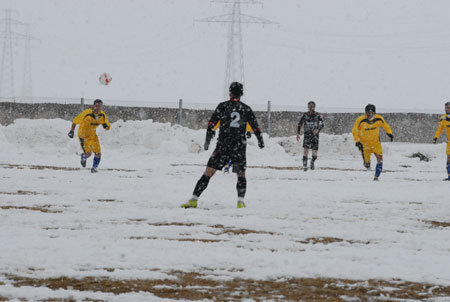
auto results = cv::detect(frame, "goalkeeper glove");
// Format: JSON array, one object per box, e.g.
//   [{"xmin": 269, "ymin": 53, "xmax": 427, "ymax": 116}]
[{"xmin": 387, "ymin": 133, "xmax": 394, "ymax": 141}]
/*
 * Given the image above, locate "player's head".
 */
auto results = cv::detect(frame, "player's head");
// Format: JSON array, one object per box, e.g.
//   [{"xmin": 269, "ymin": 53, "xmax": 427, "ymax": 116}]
[
  {"xmin": 307, "ymin": 101, "xmax": 316, "ymax": 112},
  {"xmin": 445, "ymin": 102, "xmax": 450, "ymax": 114},
  {"xmin": 93, "ymin": 99, "xmax": 103, "ymax": 114},
  {"xmin": 365, "ymin": 104, "xmax": 376, "ymax": 119},
  {"xmin": 229, "ymin": 82, "xmax": 244, "ymax": 99}
]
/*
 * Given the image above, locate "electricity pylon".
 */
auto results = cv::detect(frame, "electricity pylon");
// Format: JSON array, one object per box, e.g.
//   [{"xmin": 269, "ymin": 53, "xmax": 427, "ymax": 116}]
[
  {"xmin": 196, "ymin": 0, "xmax": 277, "ymax": 99},
  {"xmin": 0, "ymin": 9, "xmax": 37, "ymax": 98}
]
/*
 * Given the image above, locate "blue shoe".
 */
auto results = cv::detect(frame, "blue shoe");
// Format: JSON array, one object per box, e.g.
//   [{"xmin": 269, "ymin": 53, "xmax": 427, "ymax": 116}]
[
  {"xmin": 81, "ymin": 154, "xmax": 87, "ymax": 167},
  {"xmin": 91, "ymin": 167, "xmax": 98, "ymax": 173}
]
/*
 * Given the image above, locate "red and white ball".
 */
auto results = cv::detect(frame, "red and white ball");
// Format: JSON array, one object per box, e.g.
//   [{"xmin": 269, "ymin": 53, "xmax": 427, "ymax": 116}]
[{"xmin": 99, "ymin": 73, "xmax": 112, "ymax": 85}]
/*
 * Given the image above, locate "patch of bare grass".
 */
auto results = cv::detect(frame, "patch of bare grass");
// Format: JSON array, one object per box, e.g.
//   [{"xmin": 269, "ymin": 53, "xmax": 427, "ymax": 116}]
[{"xmin": 6, "ymin": 272, "xmax": 450, "ymax": 301}]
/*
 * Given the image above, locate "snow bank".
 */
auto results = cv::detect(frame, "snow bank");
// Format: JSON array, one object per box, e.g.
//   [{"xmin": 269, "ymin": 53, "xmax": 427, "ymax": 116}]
[{"xmin": 0, "ymin": 118, "xmax": 444, "ymax": 163}]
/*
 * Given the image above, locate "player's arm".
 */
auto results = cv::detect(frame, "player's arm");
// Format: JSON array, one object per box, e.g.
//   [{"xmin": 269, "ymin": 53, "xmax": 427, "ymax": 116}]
[
  {"xmin": 380, "ymin": 116, "xmax": 394, "ymax": 141},
  {"xmin": 102, "ymin": 112, "xmax": 111, "ymax": 130},
  {"xmin": 204, "ymin": 105, "xmax": 221, "ymax": 150},
  {"xmin": 297, "ymin": 115, "xmax": 305, "ymax": 141},
  {"xmin": 68, "ymin": 110, "xmax": 88, "ymax": 138},
  {"xmin": 297, "ymin": 115, "xmax": 305, "ymax": 135},
  {"xmin": 352, "ymin": 117, "xmax": 363, "ymax": 149},
  {"xmin": 433, "ymin": 117, "xmax": 445, "ymax": 143},
  {"xmin": 317, "ymin": 114, "xmax": 324, "ymax": 131},
  {"xmin": 313, "ymin": 114, "xmax": 324, "ymax": 135},
  {"xmin": 352, "ymin": 117, "xmax": 361, "ymax": 143},
  {"xmin": 248, "ymin": 109, "xmax": 264, "ymax": 149}
]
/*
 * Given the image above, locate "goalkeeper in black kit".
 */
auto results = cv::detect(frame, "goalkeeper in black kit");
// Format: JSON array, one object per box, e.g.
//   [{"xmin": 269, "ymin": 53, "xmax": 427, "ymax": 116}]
[
  {"xmin": 182, "ymin": 82, "xmax": 265, "ymax": 209},
  {"xmin": 297, "ymin": 101, "xmax": 324, "ymax": 171}
]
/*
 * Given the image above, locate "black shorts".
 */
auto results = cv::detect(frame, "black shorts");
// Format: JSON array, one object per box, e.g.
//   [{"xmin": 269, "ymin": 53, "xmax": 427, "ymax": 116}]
[
  {"xmin": 303, "ymin": 134, "xmax": 319, "ymax": 151},
  {"xmin": 207, "ymin": 145, "xmax": 246, "ymax": 173}
]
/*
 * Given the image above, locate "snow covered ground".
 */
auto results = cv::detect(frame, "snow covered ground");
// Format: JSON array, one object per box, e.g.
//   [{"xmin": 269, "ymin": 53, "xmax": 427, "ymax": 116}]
[{"xmin": 0, "ymin": 119, "xmax": 449, "ymax": 301}]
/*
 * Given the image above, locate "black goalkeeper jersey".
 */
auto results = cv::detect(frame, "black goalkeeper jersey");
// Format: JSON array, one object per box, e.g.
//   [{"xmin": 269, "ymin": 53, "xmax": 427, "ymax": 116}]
[
  {"xmin": 298, "ymin": 111, "xmax": 324, "ymax": 136},
  {"xmin": 206, "ymin": 99, "xmax": 262, "ymax": 151}
]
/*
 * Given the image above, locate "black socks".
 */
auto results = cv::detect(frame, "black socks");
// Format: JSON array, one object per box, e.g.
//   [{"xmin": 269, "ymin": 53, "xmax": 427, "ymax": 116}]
[
  {"xmin": 237, "ymin": 176, "xmax": 247, "ymax": 198},
  {"xmin": 193, "ymin": 174, "xmax": 211, "ymax": 197}
]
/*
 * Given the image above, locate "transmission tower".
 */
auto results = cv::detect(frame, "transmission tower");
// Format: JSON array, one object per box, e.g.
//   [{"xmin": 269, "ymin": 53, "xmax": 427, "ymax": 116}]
[
  {"xmin": 0, "ymin": 9, "xmax": 36, "ymax": 98},
  {"xmin": 196, "ymin": 0, "xmax": 277, "ymax": 99},
  {"xmin": 22, "ymin": 24, "xmax": 33, "ymax": 97},
  {"xmin": 0, "ymin": 9, "xmax": 16, "ymax": 97}
]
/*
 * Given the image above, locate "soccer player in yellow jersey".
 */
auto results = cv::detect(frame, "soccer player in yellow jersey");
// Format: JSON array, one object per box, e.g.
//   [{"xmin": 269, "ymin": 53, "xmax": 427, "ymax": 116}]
[
  {"xmin": 433, "ymin": 102, "xmax": 450, "ymax": 181},
  {"xmin": 352, "ymin": 104, "xmax": 393, "ymax": 181},
  {"xmin": 67, "ymin": 99, "xmax": 111, "ymax": 173}
]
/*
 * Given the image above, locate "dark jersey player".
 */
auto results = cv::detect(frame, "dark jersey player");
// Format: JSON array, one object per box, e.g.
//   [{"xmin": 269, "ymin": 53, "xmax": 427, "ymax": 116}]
[
  {"xmin": 296, "ymin": 101, "xmax": 324, "ymax": 171},
  {"xmin": 181, "ymin": 82, "xmax": 265, "ymax": 209}
]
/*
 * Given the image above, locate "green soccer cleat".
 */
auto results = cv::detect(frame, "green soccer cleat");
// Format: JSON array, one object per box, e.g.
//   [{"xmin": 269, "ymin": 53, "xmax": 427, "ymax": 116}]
[
  {"xmin": 237, "ymin": 201, "xmax": 246, "ymax": 208},
  {"xmin": 181, "ymin": 198, "xmax": 197, "ymax": 209}
]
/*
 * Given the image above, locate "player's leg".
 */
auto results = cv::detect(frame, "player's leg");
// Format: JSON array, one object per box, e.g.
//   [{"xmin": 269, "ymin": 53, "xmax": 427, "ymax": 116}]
[
  {"xmin": 446, "ymin": 144, "xmax": 450, "ymax": 180},
  {"xmin": 362, "ymin": 144, "xmax": 371, "ymax": 170},
  {"xmin": 373, "ymin": 143, "xmax": 383, "ymax": 181},
  {"xmin": 302, "ymin": 147, "xmax": 309, "ymax": 171},
  {"xmin": 233, "ymin": 152, "xmax": 247, "ymax": 208},
  {"xmin": 193, "ymin": 166, "xmax": 216, "ymax": 197},
  {"xmin": 90, "ymin": 136, "xmax": 101, "ymax": 173},
  {"xmin": 302, "ymin": 134, "xmax": 312, "ymax": 171},
  {"xmin": 182, "ymin": 150, "xmax": 223, "ymax": 208},
  {"xmin": 236, "ymin": 171, "xmax": 246, "ymax": 208},
  {"xmin": 310, "ymin": 137, "xmax": 319, "ymax": 170},
  {"xmin": 78, "ymin": 138, "xmax": 91, "ymax": 167},
  {"xmin": 230, "ymin": 145, "xmax": 247, "ymax": 208}
]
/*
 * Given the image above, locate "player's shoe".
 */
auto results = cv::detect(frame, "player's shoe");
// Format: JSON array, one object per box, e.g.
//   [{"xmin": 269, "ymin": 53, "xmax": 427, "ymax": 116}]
[
  {"xmin": 91, "ymin": 167, "xmax": 98, "ymax": 173},
  {"xmin": 237, "ymin": 201, "xmax": 246, "ymax": 208},
  {"xmin": 310, "ymin": 162, "xmax": 315, "ymax": 170},
  {"xmin": 373, "ymin": 176, "xmax": 379, "ymax": 181},
  {"xmin": 444, "ymin": 177, "xmax": 450, "ymax": 181},
  {"xmin": 181, "ymin": 198, "xmax": 197, "ymax": 209},
  {"xmin": 81, "ymin": 154, "xmax": 87, "ymax": 167}
]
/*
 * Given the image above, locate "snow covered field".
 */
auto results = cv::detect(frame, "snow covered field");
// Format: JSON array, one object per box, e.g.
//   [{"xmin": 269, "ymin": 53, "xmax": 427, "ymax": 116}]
[{"xmin": 1, "ymin": 119, "xmax": 449, "ymax": 301}]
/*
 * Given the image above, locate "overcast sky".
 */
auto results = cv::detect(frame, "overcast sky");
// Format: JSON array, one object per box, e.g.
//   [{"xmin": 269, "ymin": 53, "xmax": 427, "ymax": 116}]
[{"xmin": 2, "ymin": 0, "xmax": 450, "ymax": 111}]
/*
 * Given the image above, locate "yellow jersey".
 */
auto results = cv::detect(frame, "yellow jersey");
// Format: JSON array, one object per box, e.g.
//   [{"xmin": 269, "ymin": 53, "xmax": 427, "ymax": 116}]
[
  {"xmin": 434, "ymin": 114, "xmax": 450, "ymax": 141},
  {"xmin": 352, "ymin": 113, "xmax": 392, "ymax": 144},
  {"xmin": 73, "ymin": 108, "xmax": 111, "ymax": 139}
]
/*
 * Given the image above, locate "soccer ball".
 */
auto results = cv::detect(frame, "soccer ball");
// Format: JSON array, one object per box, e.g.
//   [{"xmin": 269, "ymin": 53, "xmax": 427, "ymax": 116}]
[{"xmin": 99, "ymin": 73, "xmax": 112, "ymax": 85}]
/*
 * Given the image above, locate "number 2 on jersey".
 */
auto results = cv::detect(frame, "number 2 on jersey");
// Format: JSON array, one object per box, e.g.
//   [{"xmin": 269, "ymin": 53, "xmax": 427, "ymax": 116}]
[{"xmin": 230, "ymin": 112, "xmax": 241, "ymax": 128}]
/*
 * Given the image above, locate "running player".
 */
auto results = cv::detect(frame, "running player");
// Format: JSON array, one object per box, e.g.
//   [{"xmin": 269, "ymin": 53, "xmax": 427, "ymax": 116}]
[
  {"xmin": 68, "ymin": 99, "xmax": 111, "ymax": 173},
  {"xmin": 296, "ymin": 101, "xmax": 324, "ymax": 171},
  {"xmin": 182, "ymin": 82, "xmax": 264, "ymax": 209},
  {"xmin": 352, "ymin": 104, "xmax": 393, "ymax": 181},
  {"xmin": 433, "ymin": 102, "xmax": 450, "ymax": 181}
]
